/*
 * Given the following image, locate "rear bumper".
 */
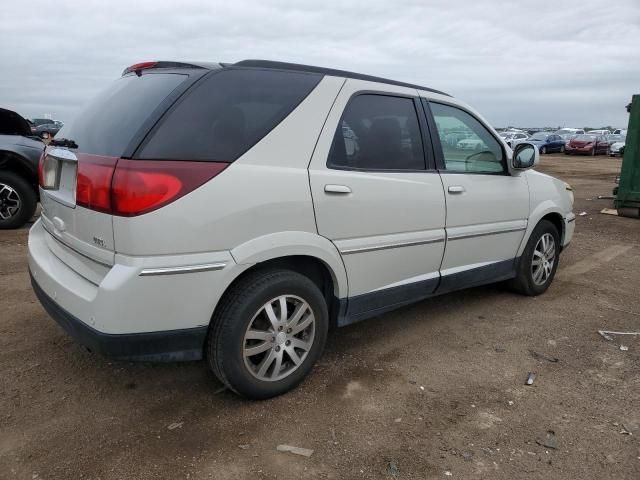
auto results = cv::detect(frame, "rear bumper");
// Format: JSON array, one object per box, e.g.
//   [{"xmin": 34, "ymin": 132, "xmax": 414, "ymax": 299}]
[
  {"xmin": 28, "ymin": 219, "xmax": 240, "ymax": 361},
  {"xmin": 31, "ymin": 273, "xmax": 207, "ymax": 361}
]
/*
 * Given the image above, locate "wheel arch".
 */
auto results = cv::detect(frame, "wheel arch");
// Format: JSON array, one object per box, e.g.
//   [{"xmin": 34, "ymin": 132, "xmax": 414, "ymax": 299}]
[
  {"xmin": 0, "ymin": 149, "xmax": 39, "ymax": 196},
  {"xmin": 518, "ymin": 203, "xmax": 566, "ymax": 257}
]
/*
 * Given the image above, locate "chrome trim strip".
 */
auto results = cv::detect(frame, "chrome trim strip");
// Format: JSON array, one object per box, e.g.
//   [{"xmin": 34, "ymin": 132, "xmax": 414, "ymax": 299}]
[
  {"xmin": 447, "ymin": 226, "xmax": 526, "ymax": 241},
  {"xmin": 139, "ymin": 263, "xmax": 227, "ymax": 276},
  {"xmin": 340, "ymin": 237, "xmax": 444, "ymax": 255},
  {"xmin": 48, "ymin": 147, "xmax": 78, "ymax": 162}
]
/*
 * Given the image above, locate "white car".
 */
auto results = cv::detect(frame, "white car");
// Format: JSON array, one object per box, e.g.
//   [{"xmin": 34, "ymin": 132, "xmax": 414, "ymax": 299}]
[
  {"xmin": 28, "ymin": 60, "xmax": 575, "ymax": 399},
  {"xmin": 500, "ymin": 131, "xmax": 529, "ymax": 147}
]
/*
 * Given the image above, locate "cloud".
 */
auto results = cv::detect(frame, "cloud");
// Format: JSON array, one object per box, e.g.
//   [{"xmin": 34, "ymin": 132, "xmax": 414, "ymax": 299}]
[{"xmin": 1, "ymin": 0, "xmax": 638, "ymax": 128}]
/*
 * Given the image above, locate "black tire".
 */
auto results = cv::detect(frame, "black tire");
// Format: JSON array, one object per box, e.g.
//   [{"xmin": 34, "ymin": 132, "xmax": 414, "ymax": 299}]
[
  {"xmin": 508, "ymin": 220, "xmax": 560, "ymax": 296},
  {"xmin": 207, "ymin": 269, "xmax": 329, "ymax": 399},
  {"xmin": 0, "ymin": 171, "xmax": 38, "ymax": 229}
]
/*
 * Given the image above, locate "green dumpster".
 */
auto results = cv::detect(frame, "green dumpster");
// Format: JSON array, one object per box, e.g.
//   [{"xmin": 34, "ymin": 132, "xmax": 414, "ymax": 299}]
[{"xmin": 616, "ymin": 94, "xmax": 640, "ymax": 218}]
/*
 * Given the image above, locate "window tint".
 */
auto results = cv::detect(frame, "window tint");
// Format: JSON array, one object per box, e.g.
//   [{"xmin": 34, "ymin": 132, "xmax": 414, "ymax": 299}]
[
  {"xmin": 56, "ymin": 73, "xmax": 188, "ymax": 157},
  {"xmin": 430, "ymin": 103, "xmax": 504, "ymax": 174},
  {"xmin": 328, "ymin": 94, "xmax": 425, "ymax": 170},
  {"xmin": 139, "ymin": 69, "xmax": 321, "ymax": 161}
]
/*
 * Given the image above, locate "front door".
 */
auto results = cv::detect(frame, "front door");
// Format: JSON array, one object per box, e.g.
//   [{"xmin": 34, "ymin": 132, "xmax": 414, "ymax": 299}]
[
  {"xmin": 424, "ymin": 100, "xmax": 530, "ymax": 292},
  {"xmin": 309, "ymin": 80, "xmax": 447, "ymax": 323}
]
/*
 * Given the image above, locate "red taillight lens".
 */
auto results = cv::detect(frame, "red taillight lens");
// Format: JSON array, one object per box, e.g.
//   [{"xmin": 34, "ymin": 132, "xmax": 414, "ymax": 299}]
[
  {"xmin": 74, "ymin": 157, "xmax": 228, "ymax": 216},
  {"xmin": 38, "ymin": 152, "xmax": 46, "ymax": 187},
  {"xmin": 76, "ymin": 155, "xmax": 117, "ymax": 213},
  {"xmin": 110, "ymin": 160, "xmax": 228, "ymax": 216}
]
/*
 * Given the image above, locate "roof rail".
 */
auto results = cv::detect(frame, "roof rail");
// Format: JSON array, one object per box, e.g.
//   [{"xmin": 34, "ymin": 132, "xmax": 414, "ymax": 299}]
[{"xmin": 233, "ymin": 59, "xmax": 450, "ymax": 97}]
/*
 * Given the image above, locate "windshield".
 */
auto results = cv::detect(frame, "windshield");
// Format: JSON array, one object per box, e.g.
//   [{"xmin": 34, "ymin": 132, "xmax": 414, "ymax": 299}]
[
  {"xmin": 529, "ymin": 133, "xmax": 548, "ymax": 141},
  {"xmin": 574, "ymin": 135, "xmax": 596, "ymax": 141}
]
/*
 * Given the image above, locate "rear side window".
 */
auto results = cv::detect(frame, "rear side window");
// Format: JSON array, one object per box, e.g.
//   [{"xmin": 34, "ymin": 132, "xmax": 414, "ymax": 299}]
[
  {"xmin": 328, "ymin": 94, "xmax": 426, "ymax": 170},
  {"xmin": 56, "ymin": 73, "xmax": 188, "ymax": 157},
  {"xmin": 138, "ymin": 69, "xmax": 322, "ymax": 161}
]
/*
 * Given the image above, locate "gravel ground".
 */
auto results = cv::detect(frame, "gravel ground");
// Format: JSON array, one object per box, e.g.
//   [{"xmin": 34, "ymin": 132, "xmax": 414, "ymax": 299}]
[{"xmin": 1, "ymin": 154, "xmax": 639, "ymax": 479}]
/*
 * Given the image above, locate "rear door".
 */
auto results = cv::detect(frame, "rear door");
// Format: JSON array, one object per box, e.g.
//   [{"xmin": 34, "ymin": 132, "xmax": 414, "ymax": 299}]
[
  {"xmin": 309, "ymin": 80, "xmax": 446, "ymax": 321},
  {"xmin": 39, "ymin": 70, "xmax": 198, "ymax": 268}
]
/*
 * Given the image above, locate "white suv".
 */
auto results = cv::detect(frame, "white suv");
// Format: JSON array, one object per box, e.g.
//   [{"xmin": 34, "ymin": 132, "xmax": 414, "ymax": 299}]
[{"xmin": 28, "ymin": 60, "xmax": 575, "ymax": 399}]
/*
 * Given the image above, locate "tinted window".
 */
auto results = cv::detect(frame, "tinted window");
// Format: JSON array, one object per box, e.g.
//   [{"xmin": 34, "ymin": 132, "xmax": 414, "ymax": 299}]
[
  {"xmin": 139, "ymin": 69, "xmax": 321, "ymax": 161},
  {"xmin": 56, "ymin": 73, "xmax": 188, "ymax": 157},
  {"xmin": 328, "ymin": 94, "xmax": 425, "ymax": 170},
  {"xmin": 430, "ymin": 103, "xmax": 504, "ymax": 174}
]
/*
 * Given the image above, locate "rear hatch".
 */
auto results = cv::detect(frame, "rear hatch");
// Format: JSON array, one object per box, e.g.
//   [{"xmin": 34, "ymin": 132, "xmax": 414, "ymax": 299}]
[{"xmin": 39, "ymin": 67, "xmax": 204, "ymax": 277}]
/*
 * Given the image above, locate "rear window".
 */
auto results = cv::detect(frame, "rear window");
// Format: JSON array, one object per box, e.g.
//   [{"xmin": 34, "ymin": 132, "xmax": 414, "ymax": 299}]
[
  {"xmin": 137, "ymin": 68, "xmax": 322, "ymax": 162},
  {"xmin": 55, "ymin": 73, "xmax": 188, "ymax": 157}
]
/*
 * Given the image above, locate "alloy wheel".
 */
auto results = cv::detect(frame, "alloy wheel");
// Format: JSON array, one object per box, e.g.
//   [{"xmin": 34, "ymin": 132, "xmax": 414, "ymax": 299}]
[
  {"xmin": 0, "ymin": 183, "xmax": 21, "ymax": 220},
  {"xmin": 531, "ymin": 233, "xmax": 556, "ymax": 286},
  {"xmin": 243, "ymin": 295, "xmax": 315, "ymax": 382}
]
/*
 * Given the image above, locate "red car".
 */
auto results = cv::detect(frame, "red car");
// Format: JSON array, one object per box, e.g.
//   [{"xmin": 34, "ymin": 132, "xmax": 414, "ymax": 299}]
[{"xmin": 565, "ymin": 134, "xmax": 609, "ymax": 156}]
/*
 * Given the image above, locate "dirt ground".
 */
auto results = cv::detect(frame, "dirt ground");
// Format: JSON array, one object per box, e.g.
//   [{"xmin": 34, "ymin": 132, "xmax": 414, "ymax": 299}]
[{"xmin": 1, "ymin": 154, "xmax": 639, "ymax": 479}]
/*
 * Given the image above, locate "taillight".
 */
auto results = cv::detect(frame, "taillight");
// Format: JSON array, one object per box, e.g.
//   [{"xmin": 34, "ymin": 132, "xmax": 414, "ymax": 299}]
[
  {"xmin": 73, "ymin": 156, "xmax": 228, "ymax": 216},
  {"xmin": 38, "ymin": 152, "xmax": 46, "ymax": 187},
  {"xmin": 76, "ymin": 156, "xmax": 117, "ymax": 213},
  {"xmin": 39, "ymin": 153, "xmax": 61, "ymax": 190},
  {"xmin": 111, "ymin": 160, "xmax": 228, "ymax": 216}
]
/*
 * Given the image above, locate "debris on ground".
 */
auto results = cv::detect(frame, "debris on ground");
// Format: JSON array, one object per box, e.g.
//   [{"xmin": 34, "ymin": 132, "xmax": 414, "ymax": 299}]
[
  {"xmin": 579, "ymin": 211, "xmax": 588, "ymax": 216},
  {"xmin": 536, "ymin": 430, "xmax": 558, "ymax": 449},
  {"xmin": 525, "ymin": 372, "xmax": 536, "ymax": 385},
  {"xmin": 444, "ymin": 471, "xmax": 453, "ymax": 476},
  {"xmin": 620, "ymin": 345, "xmax": 629, "ymax": 351},
  {"xmin": 387, "ymin": 459, "xmax": 399, "ymax": 477},
  {"xmin": 620, "ymin": 425, "xmax": 633, "ymax": 435},
  {"xmin": 600, "ymin": 208, "xmax": 619, "ymax": 216},
  {"xmin": 508, "ymin": 401, "xmax": 514, "ymax": 406},
  {"xmin": 598, "ymin": 195, "xmax": 615, "ymax": 200},
  {"xmin": 529, "ymin": 350, "xmax": 559, "ymax": 363},
  {"xmin": 276, "ymin": 444, "xmax": 314, "ymax": 457},
  {"xmin": 494, "ymin": 346, "xmax": 506, "ymax": 353},
  {"xmin": 238, "ymin": 444, "xmax": 250, "ymax": 449},
  {"xmin": 167, "ymin": 422, "xmax": 184, "ymax": 430},
  {"xmin": 462, "ymin": 451, "xmax": 474, "ymax": 462}
]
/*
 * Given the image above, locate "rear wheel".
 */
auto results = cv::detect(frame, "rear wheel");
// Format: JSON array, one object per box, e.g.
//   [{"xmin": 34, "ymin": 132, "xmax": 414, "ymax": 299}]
[
  {"xmin": 207, "ymin": 269, "xmax": 328, "ymax": 399},
  {"xmin": 0, "ymin": 171, "xmax": 37, "ymax": 229},
  {"xmin": 508, "ymin": 220, "xmax": 559, "ymax": 296}
]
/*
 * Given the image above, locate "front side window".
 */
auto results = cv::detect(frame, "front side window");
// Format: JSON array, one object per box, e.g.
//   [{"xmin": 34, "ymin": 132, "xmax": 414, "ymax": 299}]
[
  {"xmin": 328, "ymin": 94, "xmax": 425, "ymax": 170},
  {"xmin": 430, "ymin": 102, "xmax": 505, "ymax": 174}
]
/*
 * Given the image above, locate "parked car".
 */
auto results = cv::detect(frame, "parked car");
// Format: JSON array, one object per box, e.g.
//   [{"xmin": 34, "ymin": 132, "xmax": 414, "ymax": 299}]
[
  {"xmin": 565, "ymin": 134, "xmax": 609, "ymax": 156},
  {"xmin": 554, "ymin": 128, "xmax": 584, "ymax": 141},
  {"xmin": 499, "ymin": 131, "xmax": 529, "ymax": 147},
  {"xmin": 612, "ymin": 129, "xmax": 626, "ymax": 135},
  {"xmin": 608, "ymin": 134, "xmax": 626, "ymax": 156},
  {"xmin": 517, "ymin": 132, "xmax": 566, "ymax": 154},
  {"xmin": 585, "ymin": 129, "xmax": 610, "ymax": 136},
  {"xmin": 0, "ymin": 108, "xmax": 43, "ymax": 228},
  {"xmin": 29, "ymin": 60, "xmax": 575, "ymax": 399},
  {"xmin": 30, "ymin": 118, "xmax": 61, "ymax": 139}
]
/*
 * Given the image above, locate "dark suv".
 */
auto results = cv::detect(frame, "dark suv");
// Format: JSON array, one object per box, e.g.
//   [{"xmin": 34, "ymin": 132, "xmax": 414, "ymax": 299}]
[{"xmin": 0, "ymin": 108, "xmax": 44, "ymax": 228}]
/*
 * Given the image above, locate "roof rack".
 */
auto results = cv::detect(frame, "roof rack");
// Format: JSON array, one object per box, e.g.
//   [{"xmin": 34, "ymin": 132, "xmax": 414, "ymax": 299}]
[{"xmin": 232, "ymin": 60, "xmax": 450, "ymax": 97}]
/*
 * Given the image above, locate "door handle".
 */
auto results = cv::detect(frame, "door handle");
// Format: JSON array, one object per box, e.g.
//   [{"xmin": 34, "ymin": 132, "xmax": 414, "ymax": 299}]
[
  {"xmin": 448, "ymin": 185, "xmax": 466, "ymax": 194},
  {"xmin": 324, "ymin": 184, "xmax": 352, "ymax": 194}
]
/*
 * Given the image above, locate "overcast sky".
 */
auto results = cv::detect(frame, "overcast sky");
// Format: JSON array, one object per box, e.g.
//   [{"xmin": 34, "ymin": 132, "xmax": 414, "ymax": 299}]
[{"xmin": 2, "ymin": 0, "xmax": 639, "ymax": 128}]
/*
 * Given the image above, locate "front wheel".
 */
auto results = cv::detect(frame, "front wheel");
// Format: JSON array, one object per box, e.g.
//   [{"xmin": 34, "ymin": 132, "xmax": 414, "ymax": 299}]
[
  {"xmin": 508, "ymin": 220, "xmax": 560, "ymax": 296},
  {"xmin": 207, "ymin": 269, "xmax": 328, "ymax": 399},
  {"xmin": 0, "ymin": 171, "xmax": 38, "ymax": 229}
]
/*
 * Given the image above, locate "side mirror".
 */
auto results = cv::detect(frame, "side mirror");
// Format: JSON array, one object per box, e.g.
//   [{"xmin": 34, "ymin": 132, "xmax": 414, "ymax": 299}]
[{"xmin": 512, "ymin": 142, "xmax": 538, "ymax": 170}]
